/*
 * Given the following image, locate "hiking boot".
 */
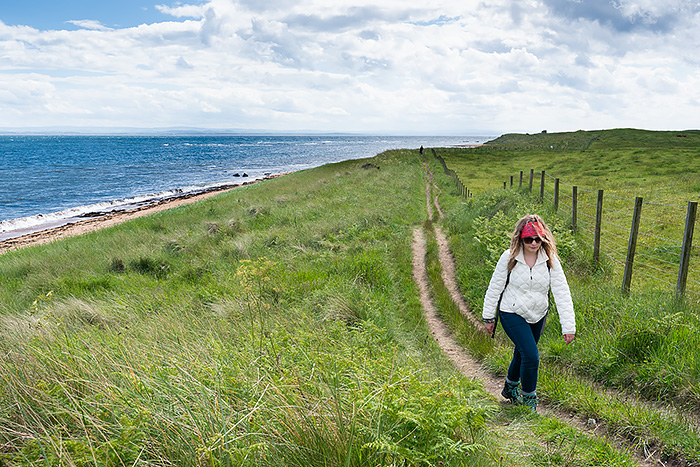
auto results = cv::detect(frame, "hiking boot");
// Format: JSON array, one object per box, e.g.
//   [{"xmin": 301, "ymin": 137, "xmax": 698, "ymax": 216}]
[
  {"xmin": 522, "ymin": 393, "xmax": 538, "ymax": 412},
  {"xmin": 501, "ymin": 380, "xmax": 522, "ymax": 404}
]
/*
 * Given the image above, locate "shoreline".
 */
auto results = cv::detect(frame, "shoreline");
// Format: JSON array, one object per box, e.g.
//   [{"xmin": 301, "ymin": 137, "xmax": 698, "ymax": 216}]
[{"xmin": 0, "ymin": 173, "xmax": 288, "ymax": 254}]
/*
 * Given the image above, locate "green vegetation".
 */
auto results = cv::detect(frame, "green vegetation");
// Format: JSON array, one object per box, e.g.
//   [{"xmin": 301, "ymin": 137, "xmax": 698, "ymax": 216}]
[
  {"xmin": 488, "ymin": 128, "xmax": 700, "ymax": 151},
  {"xmin": 430, "ymin": 129, "xmax": 700, "ymax": 464},
  {"xmin": 436, "ymin": 128, "xmax": 700, "ymax": 296},
  {"xmin": 437, "ymin": 129, "xmax": 700, "ymax": 200},
  {"xmin": 0, "ymin": 149, "xmax": 637, "ymax": 466}
]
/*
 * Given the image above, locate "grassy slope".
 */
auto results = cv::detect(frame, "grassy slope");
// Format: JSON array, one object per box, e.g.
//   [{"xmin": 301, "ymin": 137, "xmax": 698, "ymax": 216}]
[
  {"xmin": 0, "ymin": 149, "xmax": 638, "ymax": 466},
  {"xmin": 435, "ymin": 129, "xmax": 700, "ymax": 464},
  {"xmin": 439, "ymin": 129, "xmax": 700, "ymax": 199}
]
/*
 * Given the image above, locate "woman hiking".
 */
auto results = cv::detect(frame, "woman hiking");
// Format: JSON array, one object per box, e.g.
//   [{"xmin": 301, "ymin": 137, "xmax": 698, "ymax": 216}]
[{"xmin": 483, "ymin": 214, "xmax": 576, "ymax": 411}]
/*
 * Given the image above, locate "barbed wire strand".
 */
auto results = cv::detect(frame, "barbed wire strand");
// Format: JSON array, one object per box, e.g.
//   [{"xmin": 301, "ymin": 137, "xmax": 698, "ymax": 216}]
[
  {"xmin": 635, "ymin": 250, "xmax": 681, "ymax": 268},
  {"xmin": 633, "ymin": 263, "xmax": 677, "ymax": 285},
  {"xmin": 637, "ymin": 230, "xmax": 684, "ymax": 246},
  {"xmin": 600, "ymin": 206, "xmax": 635, "ymax": 217},
  {"xmin": 644, "ymin": 201, "xmax": 688, "ymax": 208},
  {"xmin": 643, "ymin": 218, "xmax": 685, "ymax": 228},
  {"xmin": 606, "ymin": 254, "xmax": 626, "ymax": 267},
  {"xmin": 600, "ymin": 230, "xmax": 631, "ymax": 245},
  {"xmin": 604, "ymin": 246, "xmax": 628, "ymax": 262},
  {"xmin": 578, "ymin": 211, "xmax": 596, "ymax": 221},
  {"xmin": 601, "ymin": 221, "xmax": 636, "ymax": 235}
]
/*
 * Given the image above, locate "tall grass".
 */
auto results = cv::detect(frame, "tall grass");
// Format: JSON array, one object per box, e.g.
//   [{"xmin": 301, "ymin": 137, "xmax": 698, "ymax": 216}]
[
  {"xmin": 0, "ymin": 142, "xmax": 650, "ymax": 466},
  {"xmin": 0, "ymin": 150, "xmax": 505, "ymax": 466}
]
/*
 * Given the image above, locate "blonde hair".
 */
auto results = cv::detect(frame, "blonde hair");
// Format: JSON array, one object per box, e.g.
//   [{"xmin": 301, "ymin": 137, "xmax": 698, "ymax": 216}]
[{"xmin": 507, "ymin": 214, "xmax": 558, "ymax": 271}]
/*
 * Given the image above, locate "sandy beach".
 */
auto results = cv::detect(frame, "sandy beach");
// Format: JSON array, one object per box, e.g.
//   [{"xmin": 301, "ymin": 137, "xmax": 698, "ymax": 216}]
[{"xmin": 0, "ymin": 174, "xmax": 286, "ymax": 255}]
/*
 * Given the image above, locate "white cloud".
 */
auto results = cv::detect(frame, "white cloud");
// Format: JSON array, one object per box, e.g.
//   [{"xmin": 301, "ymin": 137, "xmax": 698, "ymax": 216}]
[
  {"xmin": 155, "ymin": 3, "xmax": 208, "ymax": 19},
  {"xmin": 0, "ymin": 1, "xmax": 698, "ymax": 133},
  {"xmin": 613, "ymin": 0, "xmax": 689, "ymax": 23},
  {"xmin": 66, "ymin": 20, "xmax": 113, "ymax": 31}
]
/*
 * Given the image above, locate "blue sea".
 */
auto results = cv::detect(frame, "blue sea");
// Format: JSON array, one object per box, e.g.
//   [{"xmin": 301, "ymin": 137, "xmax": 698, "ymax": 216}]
[{"xmin": 0, "ymin": 134, "xmax": 492, "ymax": 241}]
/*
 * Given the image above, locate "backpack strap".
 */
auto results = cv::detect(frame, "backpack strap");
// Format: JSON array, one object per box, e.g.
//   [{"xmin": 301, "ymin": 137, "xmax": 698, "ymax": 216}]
[{"xmin": 492, "ymin": 270, "xmax": 510, "ymax": 338}]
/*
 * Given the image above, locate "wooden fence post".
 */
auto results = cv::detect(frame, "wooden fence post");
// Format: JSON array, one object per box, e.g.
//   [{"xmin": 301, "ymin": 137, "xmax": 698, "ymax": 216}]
[
  {"xmin": 519, "ymin": 171, "xmax": 523, "ymax": 188},
  {"xmin": 677, "ymin": 201, "xmax": 698, "ymax": 297},
  {"xmin": 622, "ymin": 197, "xmax": 643, "ymax": 295},
  {"xmin": 554, "ymin": 178, "xmax": 560, "ymax": 212},
  {"xmin": 510, "ymin": 175, "xmax": 514, "ymax": 188},
  {"xmin": 529, "ymin": 169, "xmax": 534, "ymax": 192},
  {"xmin": 572, "ymin": 186, "xmax": 578, "ymax": 233},
  {"xmin": 593, "ymin": 189, "xmax": 604, "ymax": 264},
  {"xmin": 539, "ymin": 171, "xmax": 545, "ymax": 203}
]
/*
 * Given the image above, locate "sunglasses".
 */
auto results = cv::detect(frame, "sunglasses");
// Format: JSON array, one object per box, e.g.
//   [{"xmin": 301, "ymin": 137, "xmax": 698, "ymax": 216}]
[{"xmin": 522, "ymin": 236, "xmax": 542, "ymax": 244}]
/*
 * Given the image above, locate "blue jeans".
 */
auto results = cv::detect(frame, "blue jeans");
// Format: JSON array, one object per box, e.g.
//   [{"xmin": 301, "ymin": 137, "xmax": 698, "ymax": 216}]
[{"xmin": 499, "ymin": 311, "xmax": 546, "ymax": 394}]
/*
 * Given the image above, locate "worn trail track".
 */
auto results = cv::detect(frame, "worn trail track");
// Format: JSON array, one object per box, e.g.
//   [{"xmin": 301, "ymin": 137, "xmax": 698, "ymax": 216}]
[{"xmin": 412, "ymin": 156, "xmax": 660, "ymax": 466}]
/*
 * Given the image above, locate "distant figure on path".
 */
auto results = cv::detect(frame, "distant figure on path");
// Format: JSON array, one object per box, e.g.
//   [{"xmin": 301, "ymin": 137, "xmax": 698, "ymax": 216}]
[
  {"xmin": 419, "ymin": 145, "xmax": 424, "ymax": 155},
  {"xmin": 482, "ymin": 214, "xmax": 576, "ymax": 412}
]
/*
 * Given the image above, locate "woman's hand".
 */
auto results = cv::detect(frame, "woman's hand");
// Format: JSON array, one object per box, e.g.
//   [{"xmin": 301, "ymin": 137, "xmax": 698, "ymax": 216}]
[
  {"xmin": 485, "ymin": 322, "xmax": 496, "ymax": 336},
  {"xmin": 563, "ymin": 334, "xmax": 575, "ymax": 345}
]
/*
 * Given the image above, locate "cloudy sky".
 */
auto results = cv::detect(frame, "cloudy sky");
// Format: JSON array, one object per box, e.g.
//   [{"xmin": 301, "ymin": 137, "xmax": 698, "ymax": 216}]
[{"xmin": 1, "ymin": 0, "xmax": 698, "ymax": 134}]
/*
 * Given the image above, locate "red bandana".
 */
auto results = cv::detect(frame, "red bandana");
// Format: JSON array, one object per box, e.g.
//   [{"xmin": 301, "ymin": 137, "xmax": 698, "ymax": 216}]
[{"xmin": 521, "ymin": 221, "xmax": 545, "ymax": 239}]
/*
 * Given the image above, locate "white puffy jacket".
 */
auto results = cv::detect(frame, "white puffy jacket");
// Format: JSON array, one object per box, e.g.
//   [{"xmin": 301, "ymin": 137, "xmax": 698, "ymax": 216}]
[{"xmin": 483, "ymin": 249, "xmax": 576, "ymax": 335}]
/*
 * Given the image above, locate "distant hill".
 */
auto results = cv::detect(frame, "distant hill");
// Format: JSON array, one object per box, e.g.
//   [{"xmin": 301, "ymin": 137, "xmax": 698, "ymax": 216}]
[{"xmin": 486, "ymin": 128, "xmax": 700, "ymax": 150}]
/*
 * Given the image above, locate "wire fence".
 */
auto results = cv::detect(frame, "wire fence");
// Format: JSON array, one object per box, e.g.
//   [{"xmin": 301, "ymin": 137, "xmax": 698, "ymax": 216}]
[
  {"xmin": 429, "ymin": 150, "xmax": 700, "ymax": 302},
  {"xmin": 521, "ymin": 169, "xmax": 699, "ymax": 301},
  {"xmin": 431, "ymin": 149, "xmax": 472, "ymax": 199}
]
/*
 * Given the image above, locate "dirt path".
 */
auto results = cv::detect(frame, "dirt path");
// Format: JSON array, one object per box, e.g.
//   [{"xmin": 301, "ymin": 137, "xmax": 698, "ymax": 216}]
[
  {"xmin": 416, "ymin": 163, "xmax": 534, "ymax": 404},
  {"xmin": 433, "ymin": 225, "xmax": 486, "ymax": 333},
  {"xmin": 414, "ymin": 158, "xmax": 659, "ymax": 466},
  {"xmin": 412, "ymin": 227, "xmax": 496, "ymax": 387}
]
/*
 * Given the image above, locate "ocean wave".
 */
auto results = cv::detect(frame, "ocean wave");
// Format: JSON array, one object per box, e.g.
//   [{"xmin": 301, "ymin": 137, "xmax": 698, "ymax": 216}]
[
  {"xmin": 0, "ymin": 191, "xmax": 169, "ymax": 233},
  {"xmin": 0, "ymin": 179, "xmax": 263, "ymax": 241},
  {"xmin": 0, "ymin": 135, "xmax": 494, "ymax": 242}
]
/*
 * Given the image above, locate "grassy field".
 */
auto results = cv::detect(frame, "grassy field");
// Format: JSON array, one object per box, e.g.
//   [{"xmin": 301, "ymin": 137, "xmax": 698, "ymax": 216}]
[
  {"xmin": 0, "ymin": 148, "xmax": 640, "ymax": 466},
  {"xmin": 430, "ymin": 129, "xmax": 700, "ymax": 464},
  {"xmin": 438, "ymin": 129, "xmax": 700, "ymax": 202},
  {"xmin": 437, "ymin": 128, "xmax": 700, "ymax": 295}
]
